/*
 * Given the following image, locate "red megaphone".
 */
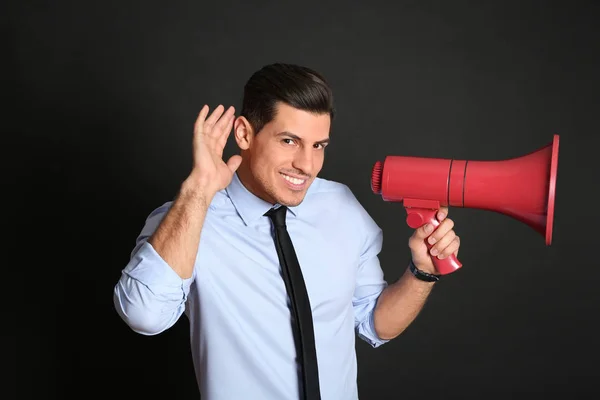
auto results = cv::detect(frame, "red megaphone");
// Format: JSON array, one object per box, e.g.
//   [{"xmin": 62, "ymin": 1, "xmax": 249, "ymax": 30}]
[{"xmin": 371, "ymin": 134, "xmax": 560, "ymax": 275}]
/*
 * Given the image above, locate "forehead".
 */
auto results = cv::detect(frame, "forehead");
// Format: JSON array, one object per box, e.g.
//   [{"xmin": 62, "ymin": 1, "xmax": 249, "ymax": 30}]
[{"xmin": 268, "ymin": 102, "xmax": 331, "ymax": 138}]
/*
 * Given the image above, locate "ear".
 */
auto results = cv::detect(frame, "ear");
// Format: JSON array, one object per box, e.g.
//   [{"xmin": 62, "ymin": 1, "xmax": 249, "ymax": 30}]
[{"xmin": 234, "ymin": 116, "xmax": 253, "ymax": 150}]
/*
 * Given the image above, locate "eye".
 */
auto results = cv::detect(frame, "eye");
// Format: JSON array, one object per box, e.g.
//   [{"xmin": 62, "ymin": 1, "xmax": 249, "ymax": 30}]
[
  {"xmin": 314, "ymin": 143, "xmax": 327, "ymax": 149},
  {"xmin": 282, "ymin": 138, "xmax": 295, "ymax": 145}
]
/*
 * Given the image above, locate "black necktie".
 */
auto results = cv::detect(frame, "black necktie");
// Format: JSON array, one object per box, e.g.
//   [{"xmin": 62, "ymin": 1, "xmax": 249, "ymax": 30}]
[{"xmin": 265, "ymin": 205, "xmax": 321, "ymax": 400}]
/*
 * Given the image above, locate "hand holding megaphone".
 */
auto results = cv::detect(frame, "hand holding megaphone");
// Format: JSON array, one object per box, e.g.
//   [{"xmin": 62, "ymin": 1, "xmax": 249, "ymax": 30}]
[
  {"xmin": 405, "ymin": 201, "xmax": 463, "ymax": 275},
  {"xmin": 371, "ymin": 134, "xmax": 560, "ymax": 276}
]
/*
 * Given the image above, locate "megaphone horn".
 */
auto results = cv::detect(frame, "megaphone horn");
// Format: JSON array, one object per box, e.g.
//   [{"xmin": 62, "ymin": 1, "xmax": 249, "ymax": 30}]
[{"xmin": 371, "ymin": 134, "xmax": 560, "ymax": 275}]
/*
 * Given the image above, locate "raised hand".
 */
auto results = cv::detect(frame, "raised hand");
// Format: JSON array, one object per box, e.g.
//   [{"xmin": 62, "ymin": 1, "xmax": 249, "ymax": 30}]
[{"xmin": 189, "ymin": 104, "xmax": 243, "ymax": 194}]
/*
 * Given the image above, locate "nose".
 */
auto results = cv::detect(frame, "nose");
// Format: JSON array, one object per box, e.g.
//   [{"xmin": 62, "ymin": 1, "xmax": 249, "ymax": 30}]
[{"xmin": 291, "ymin": 147, "xmax": 313, "ymax": 176}]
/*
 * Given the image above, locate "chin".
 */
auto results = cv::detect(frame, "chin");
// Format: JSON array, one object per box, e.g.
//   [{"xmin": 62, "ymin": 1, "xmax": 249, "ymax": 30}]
[
  {"xmin": 273, "ymin": 192, "xmax": 306, "ymax": 207},
  {"xmin": 278, "ymin": 198, "xmax": 304, "ymax": 207},
  {"xmin": 273, "ymin": 185, "xmax": 311, "ymax": 207},
  {"xmin": 266, "ymin": 172, "xmax": 314, "ymax": 207}
]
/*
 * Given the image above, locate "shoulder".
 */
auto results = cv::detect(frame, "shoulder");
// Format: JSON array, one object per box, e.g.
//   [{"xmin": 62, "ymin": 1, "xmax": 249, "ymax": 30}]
[
  {"xmin": 133, "ymin": 192, "xmax": 226, "ymax": 250},
  {"xmin": 307, "ymin": 177, "xmax": 379, "ymax": 228},
  {"xmin": 306, "ymin": 176, "xmax": 356, "ymax": 201},
  {"xmin": 208, "ymin": 188, "xmax": 231, "ymax": 210},
  {"xmin": 143, "ymin": 189, "xmax": 230, "ymax": 223},
  {"xmin": 308, "ymin": 177, "xmax": 367, "ymax": 208}
]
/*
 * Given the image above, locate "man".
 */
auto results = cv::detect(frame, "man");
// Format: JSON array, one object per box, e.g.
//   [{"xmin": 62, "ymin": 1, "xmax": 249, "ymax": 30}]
[{"xmin": 113, "ymin": 63, "xmax": 460, "ymax": 400}]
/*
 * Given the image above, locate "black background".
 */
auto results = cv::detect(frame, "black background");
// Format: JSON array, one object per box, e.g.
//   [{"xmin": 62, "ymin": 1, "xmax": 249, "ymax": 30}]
[{"xmin": 5, "ymin": 1, "xmax": 600, "ymax": 399}]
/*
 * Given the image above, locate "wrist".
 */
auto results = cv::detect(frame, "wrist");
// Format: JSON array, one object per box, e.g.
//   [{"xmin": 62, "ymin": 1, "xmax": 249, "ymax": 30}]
[
  {"xmin": 408, "ymin": 259, "xmax": 440, "ymax": 283},
  {"xmin": 180, "ymin": 177, "xmax": 215, "ymax": 207},
  {"xmin": 411, "ymin": 258, "xmax": 438, "ymax": 275}
]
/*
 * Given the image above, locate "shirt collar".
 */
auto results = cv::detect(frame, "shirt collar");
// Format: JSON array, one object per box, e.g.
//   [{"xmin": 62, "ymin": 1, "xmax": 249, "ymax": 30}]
[{"xmin": 226, "ymin": 172, "xmax": 300, "ymax": 226}]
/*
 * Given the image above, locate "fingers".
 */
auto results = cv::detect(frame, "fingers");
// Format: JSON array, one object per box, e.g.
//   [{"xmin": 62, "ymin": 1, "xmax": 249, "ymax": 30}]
[
  {"xmin": 226, "ymin": 154, "xmax": 243, "ymax": 173},
  {"xmin": 438, "ymin": 235, "xmax": 460, "ymax": 259},
  {"xmin": 430, "ymin": 229, "xmax": 457, "ymax": 258},
  {"xmin": 194, "ymin": 105, "xmax": 209, "ymax": 132},
  {"xmin": 204, "ymin": 104, "xmax": 225, "ymax": 130},
  {"xmin": 195, "ymin": 104, "xmax": 235, "ymax": 134},
  {"xmin": 437, "ymin": 206, "xmax": 448, "ymax": 221},
  {"xmin": 427, "ymin": 217, "xmax": 460, "ymax": 258},
  {"xmin": 217, "ymin": 109, "xmax": 236, "ymax": 148},
  {"xmin": 213, "ymin": 105, "xmax": 235, "ymax": 134},
  {"xmin": 411, "ymin": 207, "xmax": 450, "ymax": 241},
  {"xmin": 409, "ymin": 208, "xmax": 461, "ymax": 260},
  {"xmin": 428, "ymin": 216, "xmax": 454, "ymax": 241},
  {"xmin": 412, "ymin": 221, "xmax": 435, "ymax": 241}
]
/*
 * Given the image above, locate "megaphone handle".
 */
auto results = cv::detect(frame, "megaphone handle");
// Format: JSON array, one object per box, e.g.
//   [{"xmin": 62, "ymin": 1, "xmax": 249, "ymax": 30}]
[{"xmin": 405, "ymin": 206, "xmax": 463, "ymax": 275}]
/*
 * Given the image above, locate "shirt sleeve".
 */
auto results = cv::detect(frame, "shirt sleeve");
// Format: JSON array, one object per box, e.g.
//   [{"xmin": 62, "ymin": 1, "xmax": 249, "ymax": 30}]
[
  {"xmin": 113, "ymin": 203, "xmax": 195, "ymax": 335},
  {"xmin": 345, "ymin": 187, "xmax": 390, "ymax": 348}
]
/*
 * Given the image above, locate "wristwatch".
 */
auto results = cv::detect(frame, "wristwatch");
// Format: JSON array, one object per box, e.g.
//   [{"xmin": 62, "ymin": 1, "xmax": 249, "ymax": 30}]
[{"xmin": 409, "ymin": 259, "xmax": 441, "ymax": 282}]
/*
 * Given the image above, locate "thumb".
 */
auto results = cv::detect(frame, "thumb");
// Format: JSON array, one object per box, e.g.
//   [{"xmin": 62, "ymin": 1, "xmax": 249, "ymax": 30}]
[
  {"xmin": 413, "ymin": 222, "xmax": 434, "ymax": 240},
  {"xmin": 226, "ymin": 155, "xmax": 243, "ymax": 173}
]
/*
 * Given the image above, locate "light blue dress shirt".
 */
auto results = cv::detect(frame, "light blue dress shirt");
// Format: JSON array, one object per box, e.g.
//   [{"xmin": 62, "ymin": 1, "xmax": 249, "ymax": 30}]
[{"xmin": 113, "ymin": 172, "xmax": 390, "ymax": 400}]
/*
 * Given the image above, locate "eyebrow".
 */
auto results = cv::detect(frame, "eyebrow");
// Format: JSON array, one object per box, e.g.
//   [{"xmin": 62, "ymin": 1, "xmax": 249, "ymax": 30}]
[{"xmin": 276, "ymin": 131, "xmax": 330, "ymax": 145}]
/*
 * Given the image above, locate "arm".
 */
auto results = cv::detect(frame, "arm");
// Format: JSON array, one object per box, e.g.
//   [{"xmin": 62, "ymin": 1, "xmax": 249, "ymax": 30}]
[
  {"xmin": 112, "ymin": 180, "xmax": 212, "ymax": 335},
  {"xmin": 372, "ymin": 265, "xmax": 435, "ymax": 340},
  {"xmin": 112, "ymin": 196, "xmax": 202, "ymax": 336},
  {"xmin": 345, "ymin": 187, "xmax": 390, "ymax": 348},
  {"xmin": 113, "ymin": 104, "xmax": 242, "ymax": 335},
  {"xmin": 147, "ymin": 180, "xmax": 213, "ymax": 280},
  {"xmin": 373, "ymin": 207, "xmax": 460, "ymax": 340},
  {"xmin": 352, "ymin": 227, "xmax": 390, "ymax": 348}
]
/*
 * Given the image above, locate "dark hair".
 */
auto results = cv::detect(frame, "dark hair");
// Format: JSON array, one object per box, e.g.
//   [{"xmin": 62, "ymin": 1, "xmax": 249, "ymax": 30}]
[{"xmin": 241, "ymin": 63, "xmax": 335, "ymax": 134}]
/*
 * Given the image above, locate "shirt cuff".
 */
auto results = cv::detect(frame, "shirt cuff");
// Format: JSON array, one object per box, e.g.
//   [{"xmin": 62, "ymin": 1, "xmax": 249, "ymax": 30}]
[
  {"xmin": 124, "ymin": 241, "xmax": 194, "ymax": 298},
  {"xmin": 357, "ymin": 308, "xmax": 390, "ymax": 348}
]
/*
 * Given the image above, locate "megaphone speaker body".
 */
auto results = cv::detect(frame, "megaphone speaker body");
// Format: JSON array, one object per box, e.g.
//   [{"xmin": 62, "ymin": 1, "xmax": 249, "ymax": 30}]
[{"xmin": 371, "ymin": 134, "xmax": 560, "ymax": 275}]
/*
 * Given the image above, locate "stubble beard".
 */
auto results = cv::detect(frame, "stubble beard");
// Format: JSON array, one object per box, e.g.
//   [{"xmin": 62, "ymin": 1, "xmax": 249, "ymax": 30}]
[{"xmin": 261, "ymin": 175, "xmax": 308, "ymax": 208}]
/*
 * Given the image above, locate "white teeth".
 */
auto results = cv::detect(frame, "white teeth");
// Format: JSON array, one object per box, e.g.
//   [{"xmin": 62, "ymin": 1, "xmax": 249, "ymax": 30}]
[{"xmin": 282, "ymin": 174, "xmax": 305, "ymax": 185}]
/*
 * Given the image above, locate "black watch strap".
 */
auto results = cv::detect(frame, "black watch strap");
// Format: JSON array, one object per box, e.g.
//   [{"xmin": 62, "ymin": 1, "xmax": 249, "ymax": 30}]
[{"xmin": 409, "ymin": 259, "xmax": 441, "ymax": 282}]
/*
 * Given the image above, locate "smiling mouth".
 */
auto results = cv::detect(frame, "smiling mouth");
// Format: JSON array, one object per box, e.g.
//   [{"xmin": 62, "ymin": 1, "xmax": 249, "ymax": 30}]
[{"xmin": 280, "ymin": 173, "xmax": 308, "ymax": 188}]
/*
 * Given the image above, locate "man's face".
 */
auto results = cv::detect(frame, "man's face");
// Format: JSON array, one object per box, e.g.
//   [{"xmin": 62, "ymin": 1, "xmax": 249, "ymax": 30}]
[{"xmin": 238, "ymin": 102, "xmax": 331, "ymax": 207}]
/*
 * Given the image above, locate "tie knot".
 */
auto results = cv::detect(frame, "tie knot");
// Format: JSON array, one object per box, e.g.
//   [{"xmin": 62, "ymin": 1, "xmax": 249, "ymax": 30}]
[{"xmin": 265, "ymin": 205, "xmax": 287, "ymax": 227}]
